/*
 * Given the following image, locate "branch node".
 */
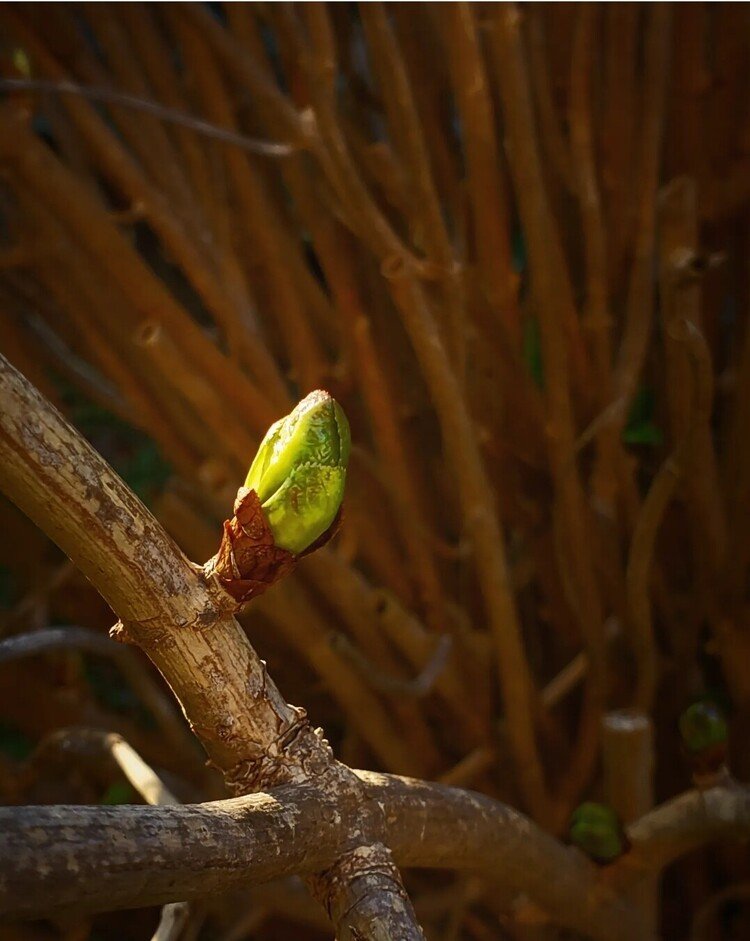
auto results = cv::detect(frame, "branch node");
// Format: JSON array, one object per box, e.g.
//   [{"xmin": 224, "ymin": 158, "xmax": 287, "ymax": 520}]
[{"xmin": 221, "ymin": 706, "xmax": 333, "ymax": 794}]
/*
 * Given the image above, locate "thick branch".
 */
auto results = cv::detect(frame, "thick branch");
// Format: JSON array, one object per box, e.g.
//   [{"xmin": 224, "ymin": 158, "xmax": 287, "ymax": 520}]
[
  {"xmin": 0, "ymin": 772, "xmax": 643, "ymax": 940},
  {"xmin": 0, "ymin": 782, "xmax": 345, "ymax": 918},
  {"xmin": 55, "ymin": 729, "xmax": 191, "ymax": 940},
  {"xmin": 5, "ymin": 775, "xmax": 747, "ymax": 936}
]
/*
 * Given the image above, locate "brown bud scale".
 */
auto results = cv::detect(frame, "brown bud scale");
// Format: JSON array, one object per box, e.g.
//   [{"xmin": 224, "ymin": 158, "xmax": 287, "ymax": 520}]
[{"xmin": 206, "ymin": 488, "xmax": 297, "ymax": 604}]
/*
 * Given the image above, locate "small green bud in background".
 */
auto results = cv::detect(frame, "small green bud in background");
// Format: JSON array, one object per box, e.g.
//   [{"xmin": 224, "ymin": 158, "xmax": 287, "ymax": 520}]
[
  {"xmin": 245, "ymin": 390, "xmax": 350, "ymax": 554},
  {"xmin": 678, "ymin": 701, "xmax": 727, "ymax": 755},
  {"xmin": 679, "ymin": 700, "xmax": 729, "ymax": 782},
  {"xmin": 569, "ymin": 802, "xmax": 624, "ymax": 864},
  {"xmin": 101, "ymin": 781, "xmax": 135, "ymax": 805}
]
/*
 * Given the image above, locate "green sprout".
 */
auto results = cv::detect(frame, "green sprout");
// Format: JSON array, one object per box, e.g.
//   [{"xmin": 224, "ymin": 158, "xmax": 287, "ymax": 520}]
[
  {"xmin": 678, "ymin": 701, "xmax": 728, "ymax": 755},
  {"xmin": 245, "ymin": 390, "xmax": 350, "ymax": 554},
  {"xmin": 569, "ymin": 802, "xmax": 624, "ymax": 863},
  {"xmin": 100, "ymin": 781, "xmax": 135, "ymax": 805}
]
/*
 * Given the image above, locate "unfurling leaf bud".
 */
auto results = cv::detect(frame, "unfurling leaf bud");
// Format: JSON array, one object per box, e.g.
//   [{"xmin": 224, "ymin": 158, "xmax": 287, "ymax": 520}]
[
  {"xmin": 245, "ymin": 390, "xmax": 350, "ymax": 554},
  {"xmin": 205, "ymin": 391, "xmax": 350, "ymax": 605},
  {"xmin": 569, "ymin": 802, "xmax": 624, "ymax": 864}
]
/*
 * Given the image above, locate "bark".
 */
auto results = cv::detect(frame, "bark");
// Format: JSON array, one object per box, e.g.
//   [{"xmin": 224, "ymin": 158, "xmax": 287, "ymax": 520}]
[
  {"xmin": 0, "ymin": 771, "xmax": 630, "ymax": 939},
  {"xmin": 6, "ymin": 771, "xmax": 750, "ymax": 939},
  {"xmin": 0, "ymin": 782, "xmax": 345, "ymax": 918},
  {"xmin": 312, "ymin": 843, "xmax": 425, "ymax": 941}
]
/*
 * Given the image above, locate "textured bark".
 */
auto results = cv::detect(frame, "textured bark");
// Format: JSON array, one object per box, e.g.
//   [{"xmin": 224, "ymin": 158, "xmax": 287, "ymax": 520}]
[
  {"xmin": 0, "ymin": 783, "xmax": 346, "ymax": 917},
  {"xmin": 4, "ymin": 773, "xmax": 749, "ymax": 937},
  {"xmin": 312, "ymin": 843, "xmax": 425, "ymax": 941},
  {"xmin": 0, "ymin": 774, "xmax": 623, "ymax": 938}
]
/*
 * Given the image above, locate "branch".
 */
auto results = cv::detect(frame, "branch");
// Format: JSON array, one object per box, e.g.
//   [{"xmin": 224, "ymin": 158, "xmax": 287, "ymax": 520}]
[
  {"xmin": 312, "ymin": 843, "xmax": 425, "ymax": 941},
  {"xmin": 7, "ymin": 773, "xmax": 742, "ymax": 937},
  {"xmin": 568, "ymin": 4, "xmax": 611, "ymax": 400},
  {"xmin": 98, "ymin": 733, "xmax": 193, "ymax": 941},
  {"xmin": 0, "ymin": 353, "xmax": 310, "ymax": 784},
  {"xmin": 626, "ymin": 320, "xmax": 711, "ymax": 710},
  {"xmin": 0, "ymin": 78, "xmax": 296, "ymax": 157},
  {"xmin": 0, "ymin": 782, "xmax": 344, "ymax": 919},
  {"xmin": 32, "ymin": 728, "xmax": 192, "ymax": 940},
  {"xmin": 0, "ymin": 771, "xmax": 641, "ymax": 940},
  {"xmin": 612, "ymin": 5, "xmax": 671, "ymax": 421},
  {"xmin": 441, "ymin": 2, "xmax": 518, "ymax": 337},
  {"xmin": 619, "ymin": 783, "xmax": 750, "ymax": 877},
  {"xmin": 601, "ymin": 712, "xmax": 654, "ymax": 829}
]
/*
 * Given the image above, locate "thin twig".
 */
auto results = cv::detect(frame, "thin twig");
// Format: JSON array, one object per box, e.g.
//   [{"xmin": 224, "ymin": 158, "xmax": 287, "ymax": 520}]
[
  {"xmin": 612, "ymin": 5, "xmax": 672, "ymax": 427},
  {"xmin": 329, "ymin": 632, "xmax": 452, "ymax": 698},
  {"xmin": 626, "ymin": 322, "xmax": 711, "ymax": 711},
  {"xmin": 526, "ymin": 6, "xmax": 577, "ymax": 195},
  {"xmin": 299, "ymin": 3, "xmax": 429, "ymax": 270},
  {"xmin": 0, "ymin": 626, "xmax": 198, "ymax": 765},
  {"xmin": 22, "ymin": 312, "xmax": 129, "ymax": 420},
  {"xmin": 541, "ymin": 618, "xmax": 620, "ymax": 710},
  {"xmin": 442, "ymin": 2, "xmax": 519, "ymax": 343},
  {"xmin": 0, "ymin": 78, "xmax": 296, "ymax": 157}
]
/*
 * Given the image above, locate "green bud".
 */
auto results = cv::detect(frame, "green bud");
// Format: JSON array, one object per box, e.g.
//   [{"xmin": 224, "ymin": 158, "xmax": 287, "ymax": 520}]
[
  {"xmin": 678, "ymin": 701, "xmax": 728, "ymax": 755},
  {"xmin": 245, "ymin": 390, "xmax": 350, "ymax": 554},
  {"xmin": 569, "ymin": 802, "xmax": 624, "ymax": 863}
]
